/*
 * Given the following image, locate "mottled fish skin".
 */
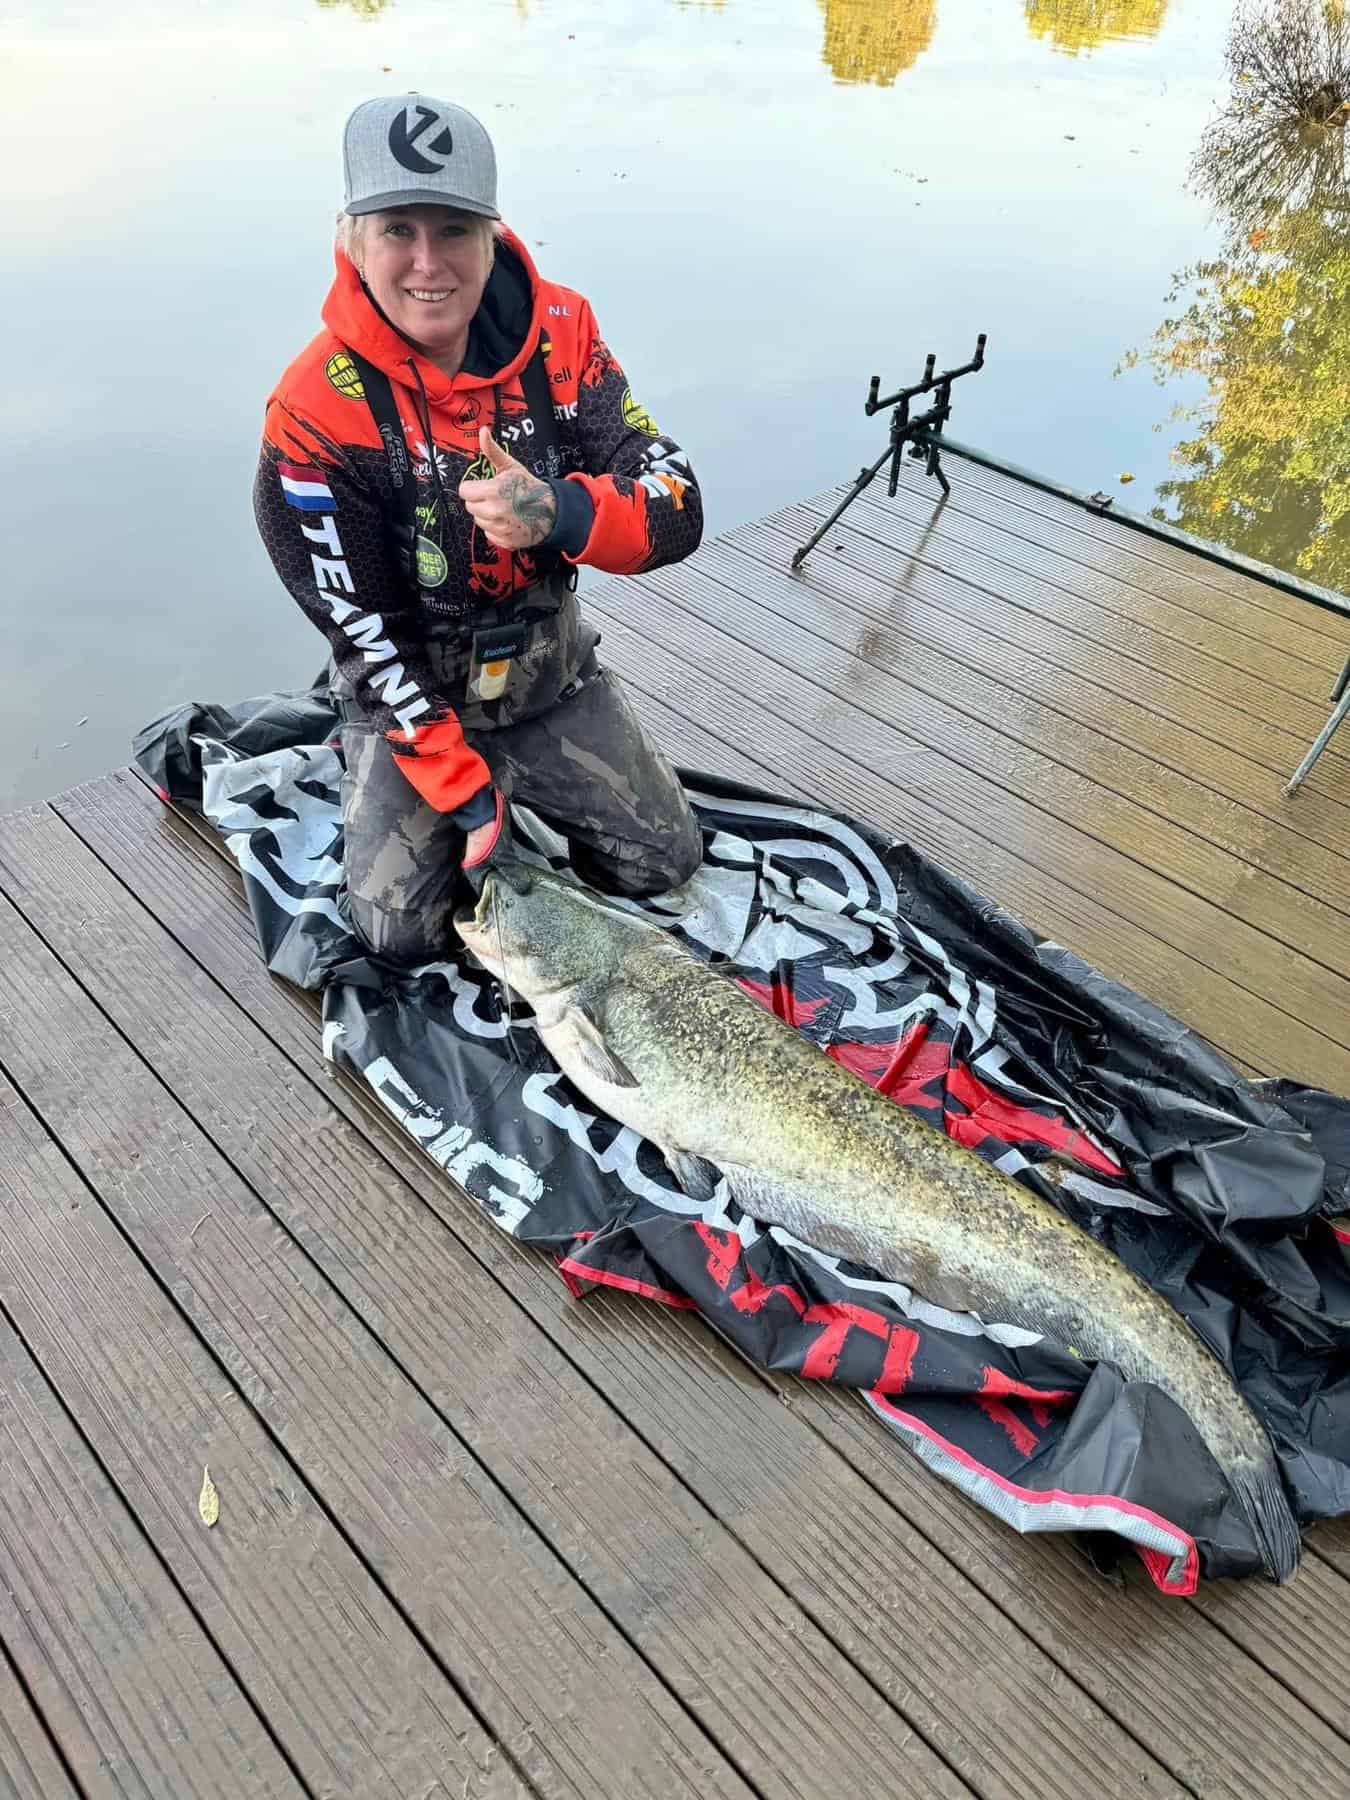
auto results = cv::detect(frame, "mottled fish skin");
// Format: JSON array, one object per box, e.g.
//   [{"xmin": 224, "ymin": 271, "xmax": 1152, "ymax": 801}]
[{"xmin": 457, "ymin": 866, "xmax": 1300, "ymax": 1583}]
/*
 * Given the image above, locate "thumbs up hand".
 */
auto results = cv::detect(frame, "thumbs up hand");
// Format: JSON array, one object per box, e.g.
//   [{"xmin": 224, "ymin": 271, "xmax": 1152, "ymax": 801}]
[{"xmin": 458, "ymin": 426, "xmax": 558, "ymax": 550}]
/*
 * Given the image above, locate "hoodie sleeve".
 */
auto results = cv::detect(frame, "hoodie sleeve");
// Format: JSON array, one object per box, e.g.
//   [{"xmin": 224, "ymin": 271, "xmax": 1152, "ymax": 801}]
[
  {"xmin": 559, "ymin": 300, "xmax": 704, "ymax": 577},
  {"xmin": 254, "ymin": 401, "xmax": 492, "ymax": 821}
]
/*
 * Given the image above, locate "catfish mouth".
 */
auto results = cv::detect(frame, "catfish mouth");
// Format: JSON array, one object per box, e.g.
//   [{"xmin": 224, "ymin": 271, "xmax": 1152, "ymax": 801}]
[{"xmin": 453, "ymin": 882, "xmax": 494, "ymax": 935}]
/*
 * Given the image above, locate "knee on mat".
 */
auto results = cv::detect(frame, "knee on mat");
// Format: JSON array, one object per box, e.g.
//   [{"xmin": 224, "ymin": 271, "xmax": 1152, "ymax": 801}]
[
  {"xmin": 349, "ymin": 893, "xmax": 456, "ymax": 967},
  {"xmin": 571, "ymin": 821, "xmax": 704, "ymax": 900}
]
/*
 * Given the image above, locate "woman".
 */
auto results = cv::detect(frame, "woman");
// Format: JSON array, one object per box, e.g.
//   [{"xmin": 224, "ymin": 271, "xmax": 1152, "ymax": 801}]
[{"xmin": 254, "ymin": 94, "xmax": 704, "ymax": 964}]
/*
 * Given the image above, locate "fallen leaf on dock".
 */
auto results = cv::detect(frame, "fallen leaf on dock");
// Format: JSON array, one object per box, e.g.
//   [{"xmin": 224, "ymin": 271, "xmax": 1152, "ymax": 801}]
[{"xmin": 199, "ymin": 1465, "xmax": 219, "ymax": 1527}]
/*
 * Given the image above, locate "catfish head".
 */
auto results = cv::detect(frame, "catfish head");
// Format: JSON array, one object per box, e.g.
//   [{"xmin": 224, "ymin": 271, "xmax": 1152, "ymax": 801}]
[{"xmin": 454, "ymin": 864, "xmax": 648, "ymax": 1049}]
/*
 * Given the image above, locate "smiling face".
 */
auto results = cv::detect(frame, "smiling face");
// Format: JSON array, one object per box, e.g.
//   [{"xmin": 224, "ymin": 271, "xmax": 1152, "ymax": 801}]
[{"xmin": 355, "ymin": 203, "xmax": 494, "ymax": 364}]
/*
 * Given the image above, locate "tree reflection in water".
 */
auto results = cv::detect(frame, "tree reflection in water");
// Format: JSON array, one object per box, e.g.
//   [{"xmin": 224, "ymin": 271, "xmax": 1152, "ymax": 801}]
[
  {"xmin": 1122, "ymin": 0, "xmax": 1350, "ymax": 586},
  {"xmin": 816, "ymin": 0, "xmax": 938, "ymax": 86},
  {"xmin": 1024, "ymin": 0, "xmax": 1169, "ymax": 57}
]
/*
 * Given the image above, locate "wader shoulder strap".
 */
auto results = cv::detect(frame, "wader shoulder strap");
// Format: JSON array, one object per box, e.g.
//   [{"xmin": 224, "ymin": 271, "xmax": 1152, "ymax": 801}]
[
  {"xmin": 345, "ymin": 349, "xmax": 417, "ymax": 552},
  {"xmin": 517, "ymin": 339, "xmax": 564, "ymax": 483},
  {"xmin": 346, "ymin": 338, "xmax": 567, "ymax": 583},
  {"xmin": 348, "ymin": 339, "xmax": 560, "ymax": 496}
]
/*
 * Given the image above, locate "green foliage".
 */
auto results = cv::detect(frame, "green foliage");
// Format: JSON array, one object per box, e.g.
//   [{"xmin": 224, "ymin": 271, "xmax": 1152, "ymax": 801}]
[{"xmin": 1121, "ymin": 0, "xmax": 1350, "ymax": 587}]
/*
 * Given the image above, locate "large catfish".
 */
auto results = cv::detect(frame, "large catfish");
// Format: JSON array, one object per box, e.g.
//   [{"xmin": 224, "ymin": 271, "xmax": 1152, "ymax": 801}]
[{"xmin": 456, "ymin": 864, "xmax": 1300, "ymax": 1583}]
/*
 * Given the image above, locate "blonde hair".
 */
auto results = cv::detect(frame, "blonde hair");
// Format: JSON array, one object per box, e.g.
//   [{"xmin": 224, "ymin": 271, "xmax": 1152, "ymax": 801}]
[{"xmin": 336, "ymin": 208, "xmax": 502, "ymax": 274}]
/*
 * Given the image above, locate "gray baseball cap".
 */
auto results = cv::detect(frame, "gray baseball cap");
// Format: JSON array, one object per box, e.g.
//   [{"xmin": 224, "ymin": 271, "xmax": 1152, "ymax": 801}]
[{"xmin": 342, "ymin": 95, "xmax": 500, "ymax": 218}]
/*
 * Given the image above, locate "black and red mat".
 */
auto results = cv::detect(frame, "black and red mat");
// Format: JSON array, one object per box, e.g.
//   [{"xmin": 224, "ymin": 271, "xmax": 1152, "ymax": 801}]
[{"xmin": 137, "ymin": 687, "xmax": 1350, "ymax": 1592}]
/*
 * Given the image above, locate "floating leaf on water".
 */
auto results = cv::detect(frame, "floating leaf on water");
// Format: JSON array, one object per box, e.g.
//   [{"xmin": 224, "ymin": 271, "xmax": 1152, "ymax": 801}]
[
  {"xmin": 199, "ymin": 1465, "xmax": 219, "ymax": 1527},
  {"xmin": 1119, "ymin": 472, "xmax": 1136, "ymax": 483}
]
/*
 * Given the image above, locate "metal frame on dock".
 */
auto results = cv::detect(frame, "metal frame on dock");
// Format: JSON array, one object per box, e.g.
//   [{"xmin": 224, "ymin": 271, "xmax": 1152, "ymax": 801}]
[{"xmin": 921, "ymin": 431, "xmax": 1350, "ymax": 624}]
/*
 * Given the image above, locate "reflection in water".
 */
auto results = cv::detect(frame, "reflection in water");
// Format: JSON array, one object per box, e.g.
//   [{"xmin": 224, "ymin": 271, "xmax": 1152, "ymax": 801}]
[
  {"xmin": 1123, "ymin": 0, "xmax": 1350, "ymax": 587},
  {"xmin": 817, "ymin": 0, "xmax": 937, "ymax": 86},
  {"xmin": 1024, "ymin": 0, "xmax": 1168, "ymax": 56}
]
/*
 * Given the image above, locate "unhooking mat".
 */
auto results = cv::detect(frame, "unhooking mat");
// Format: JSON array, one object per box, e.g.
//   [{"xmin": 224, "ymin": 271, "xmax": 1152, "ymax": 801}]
[{"xmin": 136, "ymin": 685, "xmax": 1350, "ymax": 1593}]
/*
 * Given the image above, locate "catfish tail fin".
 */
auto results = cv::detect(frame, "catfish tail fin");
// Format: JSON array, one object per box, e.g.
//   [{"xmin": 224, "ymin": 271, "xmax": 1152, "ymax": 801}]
[{"xmin": 1234, "ymin": 1458, "xmax": 1301, "ymax": 1584}]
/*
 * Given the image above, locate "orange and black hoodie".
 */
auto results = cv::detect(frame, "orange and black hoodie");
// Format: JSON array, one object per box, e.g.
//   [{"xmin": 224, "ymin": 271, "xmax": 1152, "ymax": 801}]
[{"xmin": 253, "ymin": 230, "xmax": 702, "ymax": 823}]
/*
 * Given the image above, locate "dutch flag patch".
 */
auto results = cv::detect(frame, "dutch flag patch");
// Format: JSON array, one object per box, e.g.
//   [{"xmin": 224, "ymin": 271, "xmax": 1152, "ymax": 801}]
[{"xmin": 278, "ymin": 463, "xmax": 334, "ymax": 511}]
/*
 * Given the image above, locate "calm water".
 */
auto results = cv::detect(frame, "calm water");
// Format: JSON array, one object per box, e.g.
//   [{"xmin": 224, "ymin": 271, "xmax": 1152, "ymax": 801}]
[{"xmin": 5, "ymin": 0, "xmax": 1343, "ymax": 808}]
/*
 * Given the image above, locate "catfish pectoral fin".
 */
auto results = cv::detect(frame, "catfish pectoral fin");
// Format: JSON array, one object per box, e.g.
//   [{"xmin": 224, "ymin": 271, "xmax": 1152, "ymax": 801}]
[
  {"xmin": 564, "ymin": 1007, "xmax": 639, "ymax": 1089},
  {"xmin": 663, "ymin": 1147, "xmax": 722, "ymax": 1203}
]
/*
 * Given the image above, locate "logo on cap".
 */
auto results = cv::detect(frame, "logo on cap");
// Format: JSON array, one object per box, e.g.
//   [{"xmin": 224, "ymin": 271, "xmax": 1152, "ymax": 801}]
[{"xmin": 389, "ymin": 104, "xmax": 455, "ymax": 174}]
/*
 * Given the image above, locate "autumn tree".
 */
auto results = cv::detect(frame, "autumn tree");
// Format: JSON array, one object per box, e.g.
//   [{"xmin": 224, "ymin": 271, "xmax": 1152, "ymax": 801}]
[{"xmin": 1121, "ymin": 0, "xmax": 1350, "ymax": 586}]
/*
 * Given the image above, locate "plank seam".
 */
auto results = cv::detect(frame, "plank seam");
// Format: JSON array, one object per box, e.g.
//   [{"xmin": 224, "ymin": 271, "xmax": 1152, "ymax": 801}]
[
  {"xmin": 737, "ymin": 1358, "xmax": 1350, "ymax": 1758},
  {"xmin": 0, "ymin": 1626, "xmax": 91, "ymax": 1800},
  {"xmin": 0, "ymin": 1060, "xmax": 321, "ymax": 1800},
  {"xmin": 792, "ymin": 491, "xmax": 1350, "ymax": 764},
  {"xmin": 910, "ymin": 463, "xmax": 1350, "ymax": 648},
  {"xmin": 590, "ymin": 580, "xmax": 1350, "ymax": 1025},
  {"xmin": 79, "ymin": 780, "xmax": 1209, "ymax": 1794},
  {"xmin": 0, "ymin": 869, "xmax": 547, "ymax": 1800},
  {"xmin": 752, "ymin": 510, "xmax": 1350, "ymax": 850},
  {"xmin": 1, "ymin": 812, "xmax": 874, "ymax": 1800},
  {"xmin": 632, "ymin": 549, "xmax": 1350, "ymax": 967},
  {"xmin": 727, "ymin": 520, "xmax": 1350, "ymax": 911}
]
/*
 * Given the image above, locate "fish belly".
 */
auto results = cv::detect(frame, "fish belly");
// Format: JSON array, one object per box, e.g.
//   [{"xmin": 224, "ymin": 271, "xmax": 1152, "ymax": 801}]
[{"xmin": 718, "ymin": 1161, "xmax": 984, "ymax": 1318}]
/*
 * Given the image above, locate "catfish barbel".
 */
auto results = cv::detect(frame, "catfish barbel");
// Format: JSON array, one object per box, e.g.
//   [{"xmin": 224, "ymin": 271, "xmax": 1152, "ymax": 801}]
[{"xmin": 456, "ymin": 864, "xmax": 1300, "ymax": 1583}]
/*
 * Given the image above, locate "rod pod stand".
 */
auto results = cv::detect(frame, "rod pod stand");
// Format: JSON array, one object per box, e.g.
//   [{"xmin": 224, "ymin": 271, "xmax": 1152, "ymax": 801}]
[{"xmin": 791, "ymin": 334, "xmax": 988, "ymax": 571}]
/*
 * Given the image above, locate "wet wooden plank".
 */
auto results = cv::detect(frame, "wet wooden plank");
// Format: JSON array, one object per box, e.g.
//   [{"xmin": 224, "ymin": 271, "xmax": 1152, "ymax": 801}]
[
  {"xmin": 593, "ymin": 609, "xmax": 1325, "ymax": 1082},
  {"xmin": 602, "ymin": 657, "xmax": 1261, "ymax": 1082},
  {"xmin": 0, "ymin": 1079, "xmax": 309, "ymax": 1800},
  {"xmin": 711, "ymin": 521, "xmax": 1350, "ymax": 904},
  {"xmin": 0, "ymin": 811, "xmax": 814, "ymax": 1800},
  {"xmin": 0, "ymin": 1644, "xmax": 80, "ymax": 1800},
  {"xmin": 770, "ymin": 1368, "xmax": 1350, "ymax": 1798},
  {"xmin": 624, "ymin": 548, "xmax": 1350, "ymax": 998},
  {"xmin": 935, "ymin": 454, "xmax": 1350, "ymax": 651},
  {"xmin": 759, "ymin": 504, "xmax": 1350, "ymax": 840},
  {"xmin": 796, "ymin": 489, "xmax": 1350, "ymax": 801},
  {"xmin": 584, "ymin": 590, "xmax": 1350, "ymax": 1090},
  {"xmin": 62, "ymin": 772, "xmax": 1350, "ymax": 1799},
  {"xmin": 790, "ymin": 482, "xmax": 1350, "ymax": 770},
  {"xmin": 39, "ymin": 781, "xmax": 1173, "ymax": 1800},
  {"xmin": 5, "ymin": 800, "xmax": 995, "ymax": 1800}
]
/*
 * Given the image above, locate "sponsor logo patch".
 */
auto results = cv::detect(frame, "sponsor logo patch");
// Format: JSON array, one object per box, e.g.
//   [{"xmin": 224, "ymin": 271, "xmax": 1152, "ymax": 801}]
[
  {"xmin": 326, "ymin": 351, "xmax": 366, "ymax": 400},
  {"xmin": 416, "ymin": 535, "xmax": 449, "ymax": 587},
  {"xmin": 622, "ymin": 387, "xmax": 659, "ymax": 435}
]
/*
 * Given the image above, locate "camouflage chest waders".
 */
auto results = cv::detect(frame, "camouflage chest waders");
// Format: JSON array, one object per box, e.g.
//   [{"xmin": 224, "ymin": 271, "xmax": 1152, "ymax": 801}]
[
  {"xmin": 328, "ymin": 344, "xmax": 700, "ymax": 965},
  {"xmin": 333, "ymin": 575, "xmax": 702, "ymax": 966}
]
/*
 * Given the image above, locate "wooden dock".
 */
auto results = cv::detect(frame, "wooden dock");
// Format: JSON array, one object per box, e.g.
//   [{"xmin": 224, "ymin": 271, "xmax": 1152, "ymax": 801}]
[{"xmin": 2, "ymin": 461, "xmax": 1349, "ymax": 1799}]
